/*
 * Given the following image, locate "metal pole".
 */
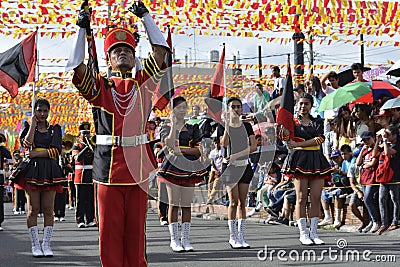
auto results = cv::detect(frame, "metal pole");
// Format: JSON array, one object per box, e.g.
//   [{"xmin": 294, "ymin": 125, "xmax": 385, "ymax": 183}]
[
  {"xmin": 258, "ymin": 45, "xmax": 262, "ymax": 80},
  {"xmin": 309, "ymin": 33, "xmax": 314, "ymax": 75},
  {"xmin": 360, "ymin": 34, "xmax": 365, "ymax": 66}
]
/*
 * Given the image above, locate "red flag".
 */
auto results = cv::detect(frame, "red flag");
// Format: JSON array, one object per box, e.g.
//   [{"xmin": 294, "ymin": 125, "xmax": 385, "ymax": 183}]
[
  {"xmin": 206, "ymin": 46, "xmax": 225, "ymax": 122},
  {"xmin": 209, "ymin": 46, "xmax": 225, "ymax": 98},
  {"xmin": 0, "ymin": 31, "xmax": 36, "ymax": 98},
  {"xmin": 153, "ymin": 26, "xmax": 174, "ymax": 110},
  {"xmin": 276, "ymin": 58, "xmax": 295, "ymax": 140}
]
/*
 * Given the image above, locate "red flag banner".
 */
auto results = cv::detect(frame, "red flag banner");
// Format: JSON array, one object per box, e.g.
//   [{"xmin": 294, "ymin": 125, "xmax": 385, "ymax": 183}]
[
  {"xmin": 205, "ymin": 46, "xmax": 225, "ymax": 122},
  {"xmin": 0, "ymin": 31, "xmax": 37, "ymax": 98},
  {"xmin": 153, "ymin": 26, "xmax": 174, "ymax": 110},
  {"xmin": 276, "ymin": 63, "xmax": 295, "ymax": 140}
]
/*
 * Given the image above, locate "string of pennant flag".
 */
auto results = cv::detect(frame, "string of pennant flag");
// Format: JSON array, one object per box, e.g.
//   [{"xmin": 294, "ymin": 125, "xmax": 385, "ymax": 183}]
[{"xmin": 1, "ymin": 0, "xmax": 400, "ymax": 46}]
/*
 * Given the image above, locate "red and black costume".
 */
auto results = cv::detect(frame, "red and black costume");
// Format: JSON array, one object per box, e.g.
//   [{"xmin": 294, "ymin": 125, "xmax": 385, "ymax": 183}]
[
  {"xmin": 16, "ymin": 122, "xmax": 65, "ymax": 192},
  {"xmin": 72, "ymin": 27, "xmax": 166, "ymax": 266},
  {"xmin": 282, "ymin": 117, "xmax": 332, "ymax": 180}
]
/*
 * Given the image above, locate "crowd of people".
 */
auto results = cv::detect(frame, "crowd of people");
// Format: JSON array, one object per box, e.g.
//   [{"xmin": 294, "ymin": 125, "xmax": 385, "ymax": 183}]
[{"xmin": 2, "ymin": 1, "xmax": 400, "ymax": 266}]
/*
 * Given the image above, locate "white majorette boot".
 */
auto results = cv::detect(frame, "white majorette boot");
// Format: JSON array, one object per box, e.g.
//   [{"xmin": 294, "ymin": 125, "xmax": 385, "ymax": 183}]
[
  {"xmin": 29, "ymin": 226, "xmax": 44, "ymax": 257},
  {"xmin": 309, "ymin": 217, "xmax": 325, "ymax": 245},
  {"xmin": 181, "ymin": 222, "xmax": 194, "ymax": 252},
  {"xmin": 42, "ymin": 226, "xmax": 54, "ymax": 257},
  {"xmin": 237, "ymin": 219, "xmax": 250, "ymax": 248},
  {"xmin": 168, "ymin": 223, "xmax": 184, "ymax": 252},
  {"xmin": 228, "ymin": 219, "xmax": 242, "ymax": 249},
  {"xmin": 297, "ymin": 218, "xmax": 314, "ymax": 246}
]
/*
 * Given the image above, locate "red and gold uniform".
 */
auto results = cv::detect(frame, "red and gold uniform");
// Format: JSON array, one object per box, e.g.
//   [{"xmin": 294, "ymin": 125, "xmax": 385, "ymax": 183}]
[{"xmin": 72, "ymin": 27, "xmax": 165, "ymax": 267}]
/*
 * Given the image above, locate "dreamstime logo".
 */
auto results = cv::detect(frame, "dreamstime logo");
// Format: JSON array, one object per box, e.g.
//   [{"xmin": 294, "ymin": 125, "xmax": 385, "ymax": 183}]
[{"xmin": 257, "ymin": 238, "xmax": 396, "ymax": 263}]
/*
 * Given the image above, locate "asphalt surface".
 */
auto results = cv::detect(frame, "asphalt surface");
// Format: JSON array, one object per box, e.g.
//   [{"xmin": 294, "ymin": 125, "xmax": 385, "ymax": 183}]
[{"xmin": 1, "ymin": 202, "xmax": 400, "ymax": 267}]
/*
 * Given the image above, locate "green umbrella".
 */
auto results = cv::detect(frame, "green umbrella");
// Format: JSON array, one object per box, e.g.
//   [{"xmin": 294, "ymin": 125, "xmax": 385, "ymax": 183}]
[{"xmin": 318, "ymin": 82, "xmax": 372, "ymax": 111}]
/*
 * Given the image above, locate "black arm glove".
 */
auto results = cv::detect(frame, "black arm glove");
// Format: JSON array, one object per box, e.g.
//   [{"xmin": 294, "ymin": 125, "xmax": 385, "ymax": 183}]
[
  {"xmin": 128, "ymin": 1, "xmax": 149, "ymax": 18},
  {"xmin": 77, "ymin": 1, "xmax": 92, "ymax": 35}
]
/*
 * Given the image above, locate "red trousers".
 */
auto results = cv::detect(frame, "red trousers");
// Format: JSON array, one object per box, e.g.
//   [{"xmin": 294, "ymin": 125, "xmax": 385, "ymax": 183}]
[{"xmin": 96, "ymin": 184, "xmax": 148, "ymax": 267}]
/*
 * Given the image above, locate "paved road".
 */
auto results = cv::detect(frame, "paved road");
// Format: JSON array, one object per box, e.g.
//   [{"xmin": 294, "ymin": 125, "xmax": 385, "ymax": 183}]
[{"xmin": 1, "ymin": 202, "xmax": 399, "ymax": 267}]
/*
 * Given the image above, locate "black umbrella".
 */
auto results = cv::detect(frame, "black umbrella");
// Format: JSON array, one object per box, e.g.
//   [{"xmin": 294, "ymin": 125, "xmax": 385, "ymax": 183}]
[{"xmin": 337, "ymin": 66, "xmax": 371, "ymax": 87}]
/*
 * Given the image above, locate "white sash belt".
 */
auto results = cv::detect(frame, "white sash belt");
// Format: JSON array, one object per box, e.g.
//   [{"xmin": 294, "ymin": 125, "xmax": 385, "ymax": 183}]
[
  {"xmin": 96, "ymin": 134, "xmax": 148, "ymax": 147},
  {"xmin": 75, "ymin": 165, "xmax": 93, "ymax": 170}
]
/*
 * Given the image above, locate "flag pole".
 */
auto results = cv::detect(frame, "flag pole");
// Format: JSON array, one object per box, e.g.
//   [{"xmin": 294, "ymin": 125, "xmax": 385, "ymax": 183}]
[
  {"xmin": 222, "ymin": 43, "xmax": 226, "ymax": 114},
  {"xmin": 31, "ymin": 27, "xmax": 39, "ymax": 116}
]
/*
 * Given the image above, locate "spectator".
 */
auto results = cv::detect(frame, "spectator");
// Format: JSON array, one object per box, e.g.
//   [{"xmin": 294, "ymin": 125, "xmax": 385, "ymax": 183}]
[
  {"xmin": 374, "ymin": 109, "xmax": 392, "ymax": 129},
  {"xmin": 207, "ymin": 138, "xmax": 224, "ymax": 205},
  {"xmin": 348, "ymin": 161, "xmax": 369, "ymax": 232},
  {"xmin": 253, "ymin": 83, "xmax": 270, "ymax": 114},
  {"xmin": 324, "ymin": 117, "xmax": 338, "ymax": 161},
  {"xmin": 376, "ymin": 125, "xmax": 400, "ymax": 234},
  {"xmin": 351, "ymin": 63, "xmax": 368, "ymax": 82},
  {"xmin": 354, "ymin": 104, "xmax": 376, "ymax": 145},
  {"xmin": 356, "ymin": 131, "xmax": 380, "ymax": 233},
  {"xmin": 271, "ymin": 66, "xmax": 286, "ymax": 99},
  {"xmin": 336, "ymin": 105, "xmax": 355, "ymax": 149}
]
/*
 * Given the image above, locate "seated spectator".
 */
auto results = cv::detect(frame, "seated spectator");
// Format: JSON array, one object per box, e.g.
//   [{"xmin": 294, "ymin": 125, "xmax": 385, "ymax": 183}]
[
  {"xmin": 319, "ymin": 149, "xmax": 349, "ymax": 228},
  {"xmin": 247, "ymin": 160, "xmax": 281, "ymax": 217},
  {"xmin": 275, "ymin": 191, "xmax": 296, "ymax": 226},
  {"xmin": 265, "ymin": 175, "xmax": 294, "ymax": 218}
]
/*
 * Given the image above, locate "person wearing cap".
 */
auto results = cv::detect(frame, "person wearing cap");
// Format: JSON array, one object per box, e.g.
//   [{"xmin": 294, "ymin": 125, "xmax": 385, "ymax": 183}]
[
  {"xmin": 279, "ymin": 93, "xmax": 332, "ymax": 246},
  {"xmin": 15, "ymin": 98, "xmax": 65, "ymax": 257},
  {"xmin": 356, "ymin": 131, "xmax": 380, "ymax": 233},
  {"xmin": 374, "ymin": 109, "xmax": 392, "ymax": 129},
  {"xmin": 71, "ymin": 123, "xmax": 95, "ymax": 229},
  {"xmin": 69, "ymin": 2, "xmax": 169, "ymax": 266},
  {"xmin": 271, "ymin": 66, "xmax": 286, "ymax": 100}
]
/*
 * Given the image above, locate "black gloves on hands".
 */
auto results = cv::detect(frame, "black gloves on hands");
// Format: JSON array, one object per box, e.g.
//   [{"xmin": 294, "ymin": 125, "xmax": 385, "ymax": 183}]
[
  {"xmin": 128, "ymin": 1, "xmax": 149, "ymax": 18},
  {"xmin": 77, "ymin": 1, "xmax": 92, "ymax": 35}
]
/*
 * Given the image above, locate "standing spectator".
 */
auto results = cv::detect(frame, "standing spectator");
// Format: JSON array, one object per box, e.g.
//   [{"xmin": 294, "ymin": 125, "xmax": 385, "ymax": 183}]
[
  {"xmin": 219, "ymin": 97, "xmax": 257, "ymax": 249},
  {"xmin": 53, "ymin": 148, "xmax": 71, "ymax": 222},
  {"xmin": 154, "ymin": 142, "xmax": 168, "ymax": 226},
  {"xmin": 336, "ymin": 105, "xmax": 355, "ymax": 149},
  {"xmin": 351, "ymin": 63, "xmax": 368, "ymax": 82},
  {"xmin": 396, "ymin": 79, "xmax": 400, "ymax": 89},
  {"xmin": 324, "ymin": 118, "xmax": 338, "ymax": 161},
  {"xmin": 72, "ymin": 123, "xmax": 96, "ymax": 228},
  {"xmin": 374, "ymin": 109, "xmax": 392, "ymax": 129},
  {"xmin": 348, "ymin": 161, "xmax": 370, "ymax": 232},
  {"xmin": 376, "ymin": 125, "xmax": 400, "ymax": 234},
  {"xmin": 15, "ymin": 98, "xmax": 65, "ymax": 257},
  {"xmin": 157, "ymin": 97, "xmax": 207, "ymax": 252},
  {"xmin": 356, "ymin": 131, "xmax": 380, "ymax": 233},
  {"xmin": 271, "ymin": 66, "xmax": 286, "ymax": 99},
  {"xmin": 0, "ymin": 134, "xmax": 12, "ymax": 231},
  {"xmin": 280, "ymin": 93, "xmax": 332, "ymax": 245},
  {"xmin": 253, "ymin": 83, "xmax": 270, "ymax": 114},
  {"xmin": 207, "ymin": 137, "xmax": 224, "ymax": 205},
  {"xmin": 11, "ymin": 151, "xmax": 26, "ymax": 215},
  {"xmin": 305, "ymin": 76, "xmax": 323, "ymax": 118},
  {"xmin": 354, "ymin": 104, "xmax": 376, "ymax": 145}
]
